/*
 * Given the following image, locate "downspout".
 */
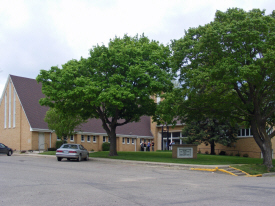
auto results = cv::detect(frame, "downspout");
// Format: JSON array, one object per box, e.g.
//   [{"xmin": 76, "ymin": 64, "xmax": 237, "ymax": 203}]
[{"xmin": 50, "ymin": 131, "xmax": 52, "ymax": 148}]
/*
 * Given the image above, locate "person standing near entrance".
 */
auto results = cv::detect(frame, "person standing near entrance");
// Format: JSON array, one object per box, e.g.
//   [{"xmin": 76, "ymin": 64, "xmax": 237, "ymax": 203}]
[
  {"xmin": 143, "ymin": 141, "xmax": 147, "ymax": 152},
  {"xmin": 152, "ymin": 141, "xmax": 154, "ymax": 151},
  {"xmin": 147, "ymin": 141, "xmax": 150, "ymax": 151}
]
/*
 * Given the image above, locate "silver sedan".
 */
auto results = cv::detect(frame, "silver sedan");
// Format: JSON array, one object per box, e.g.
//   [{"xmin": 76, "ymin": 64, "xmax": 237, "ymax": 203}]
[{"xmin": 56, "ymin": 144, "xmax": 89, "ymax": 162}]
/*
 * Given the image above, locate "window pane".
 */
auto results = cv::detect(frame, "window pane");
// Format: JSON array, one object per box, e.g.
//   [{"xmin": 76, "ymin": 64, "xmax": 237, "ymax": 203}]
[
  {"xmin": 172, "ymin": 132, "xmax": 180, "ymax": 137},
  {"xmin": 242, "ymin": 129, "xmax": 245, "ymax": 136},
  {"xmin": 246, "ymin": 129, "xmax": 250, "ymax": 136}
]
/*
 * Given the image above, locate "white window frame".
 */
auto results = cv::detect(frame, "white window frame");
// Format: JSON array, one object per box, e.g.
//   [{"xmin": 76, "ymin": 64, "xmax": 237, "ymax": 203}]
[
  {"xmin": 87, "ymin": 135, "xmax": 91, "ymax": 142},
  {"xmin": 9, "ymin": 81, "xmax": 11, "ymax": 128},
  {"xmin": 13, "ymin": 90, "xmax": 16, "ymax": 127},
  {"xmin": 70, "ymin": 135, "xmax": 74, "ymax": 142},
  {"xmin": 81, "ymin": 135, "xmax": 85, "ymax": 142},
  {"xmin": 238, "ymin": 128, "xmax": 252, "ymax": 137},
  {"xmin": 122, "ymin": 137, "xmax": 125, "ymax": 144},
  {"xmin": 57, "ymin": 136, "xmax": 61, "ymax": 140},
  {"xmin": 103, "ymin": 136, "xmax": 106, "ymax": 143},
  {"xmin": 127, "ymin": 138, "xmax": 130, "ymax": 144},
  {"xmin": 132, "ymin": 138, "xmax": 134, "ymax": 144},
  {"xmin": 93, "ymin": 136, "xmax": 96, "ymax": 143},
  {"xmin": 4, "ymin": 92, "xmax": 7, "ymax": 128}
]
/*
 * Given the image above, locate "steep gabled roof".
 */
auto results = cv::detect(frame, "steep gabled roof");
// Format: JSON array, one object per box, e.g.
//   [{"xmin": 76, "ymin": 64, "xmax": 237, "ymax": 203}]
[
  {"xmin": 9, "ymin": 75, "xmax": 153, "ymax": 137},
  {"xmin": 11, "ymin": 75, "xmax": 49, "ymax": 129}
]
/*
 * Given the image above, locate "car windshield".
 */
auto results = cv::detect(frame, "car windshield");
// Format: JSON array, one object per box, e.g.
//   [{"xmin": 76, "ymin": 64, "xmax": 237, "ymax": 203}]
[{"xmin": 62, "ymin": 144, "xmax": 78, "ymax": 149}]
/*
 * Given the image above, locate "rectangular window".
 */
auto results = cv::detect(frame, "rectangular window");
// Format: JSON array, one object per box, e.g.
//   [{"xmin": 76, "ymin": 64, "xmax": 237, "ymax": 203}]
[
  {"xmin": 122, "ymin": 138, "xmax": 125, "ymax": 144},
  {"xmin": 127, "ymin": 138, "xmax": 130, "ymax": 144},
  {"xmin": 241, "ymin": 129, "xmax": 246, "ymax": 136},
  {"xmin": 93, "ymin": 136, "xmax": 96, "ymax": 142},
  {"xmin": 9, "ymin": 82, "xmax": 11, "ymax": 128},
  {"xmin": 140, "ymin": 138, "xmax": 142, "ymax": 143},
  {"xmin": 108, "ymin": 137, "xmax": 110, "ymax": 143},
  {"xmin": 87, "ymin": 135, "xmax": 91, "ymax": 142},
  {"xmin": 57, "ymin": 136, "xmax": 61, "ymax": 140},
  {"xmin": 132, "ymin": 138, "xmax": 134, "ymax": 144},
  {"xmin": 4, "ymin": 92, "xmax": 7, "ymax": 128},
  {"xmin": 13, "ymin": 91, "xmax": 16, "ymax": 127},
  {"xmin": 238, "ymin": 128, "xmax": 252, "ymax": 137},
  {"xmin": 103, "ymin": 136, "xmax": 106, "ymax": 142},
  {"xmin": 81, "ymin": 135, "xmax": 84, "ymax": 142},
  {"xmin": 70, "ymin": 135, "xmax": 74, "ymax": 141}
]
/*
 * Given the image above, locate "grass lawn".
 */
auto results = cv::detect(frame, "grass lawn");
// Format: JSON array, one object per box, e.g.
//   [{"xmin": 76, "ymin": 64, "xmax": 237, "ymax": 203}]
[{"xmin": 41, "ymin": 150, "xmax": 275, "ymax": 174}]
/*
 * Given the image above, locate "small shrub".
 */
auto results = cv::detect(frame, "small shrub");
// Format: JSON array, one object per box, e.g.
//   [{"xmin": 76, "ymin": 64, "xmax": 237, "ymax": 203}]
[
  {"xmin": 243, "ymin": 153, "xmax": 249, "ymax": 157},
  {"xmin": 235, "ymin": 153, "xmax": 240, "ymax": 157},
  {"xmin": 102, "ymin": 142, "xmax": 110, "ymax": 151},
  {"xmin": 219, "ymin": 151, "xmax": 226, "ymax": 155},
  {"xmin": 56, "ymin": 140, "xmax": 64, "ymax": 149},
  {"xmin": 48, "ymin": 148, "xmax": 56, "ymax": 151},
  {"xmin": 205, "ymin": 151, "xmax": 209, "ymax": 154}
]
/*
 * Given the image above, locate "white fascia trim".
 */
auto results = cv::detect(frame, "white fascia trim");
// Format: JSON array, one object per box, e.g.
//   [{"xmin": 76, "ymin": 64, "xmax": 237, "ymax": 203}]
[
  {"xmin": 30, "ymin": 127, "xmax": 53, "ymax": 133},
  {"xmin": 0, "ymin": 75, "xmax": 11, "ymax": 106}
]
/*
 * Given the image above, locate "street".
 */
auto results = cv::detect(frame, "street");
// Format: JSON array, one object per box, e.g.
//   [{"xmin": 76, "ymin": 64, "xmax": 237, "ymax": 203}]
[{"xmin": 1, "ymin": 155, "xmax": 275, "ymax": 206}]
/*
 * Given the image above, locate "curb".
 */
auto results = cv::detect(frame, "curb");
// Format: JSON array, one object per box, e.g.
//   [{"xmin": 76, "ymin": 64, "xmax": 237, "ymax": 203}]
[{"xmin": 191, "ymin": 166, "xmax": 263, "ymax": 177}]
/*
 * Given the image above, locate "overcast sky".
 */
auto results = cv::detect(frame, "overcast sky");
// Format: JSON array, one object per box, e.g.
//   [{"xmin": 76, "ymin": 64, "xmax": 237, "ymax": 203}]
[{"xmin": 1, "ymin": 0, "xmax": 274, "ymax": 95}]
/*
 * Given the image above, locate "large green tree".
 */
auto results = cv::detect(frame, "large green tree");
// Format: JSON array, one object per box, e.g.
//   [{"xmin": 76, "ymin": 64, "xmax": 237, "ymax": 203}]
[
  {"xmin": 170, "ymin": 8, "xmax": 275, "ymax": 169},
  {"xmin": 182, "ymin": 118, "xmax": 239, "ymax": 155},
  {"xmin": 44, "ymin": 108, "xmax": 86, "ymax": 141},
  {"xmin": 37, "ymin": 34, "xmax": 173, "ymax": 156}
]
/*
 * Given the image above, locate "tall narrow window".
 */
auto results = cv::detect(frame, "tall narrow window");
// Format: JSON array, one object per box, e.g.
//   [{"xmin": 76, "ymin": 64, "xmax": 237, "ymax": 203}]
[
  {"xmin": 9, "ymin": 82, "xmax": 11, "ymax": 128},
  {"xmin": 13, "ymin": 91, "xmax": 16, "ymax": 127},
  {"xmin": 4, "ymin": 92, "xmax": 7, "ymax": 128}
]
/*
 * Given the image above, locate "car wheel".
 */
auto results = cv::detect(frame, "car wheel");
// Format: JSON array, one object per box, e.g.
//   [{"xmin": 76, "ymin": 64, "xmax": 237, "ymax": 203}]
[
  {"xmin": 67, "ymin": 158, "xmax": 71, "ymax": 161},
  {"xmin": 77, "ymin": 154, "xmax": 82, "ymax": 162},
  {"xmin": 7, "ymin": 150, "xmax": 12, "ymax": 156},
  {"xmin": 85, "ymin": 153, "xmax": 89, "ymax": 161},
  {"xmin": 57, "ymin": 157, "xmax": 62, "ymax": 161}
]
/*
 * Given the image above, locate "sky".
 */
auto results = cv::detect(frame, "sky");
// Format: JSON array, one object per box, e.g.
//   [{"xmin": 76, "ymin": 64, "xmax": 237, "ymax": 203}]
[{"xmin": 1, "ymin": 0, "xmax": 275, "ymax": 95}]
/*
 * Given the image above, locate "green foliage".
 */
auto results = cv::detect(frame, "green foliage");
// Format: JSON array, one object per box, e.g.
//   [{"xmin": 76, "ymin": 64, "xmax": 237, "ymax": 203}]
[
  {"xmin": 182, "ymin": 118, "xmax": 239, "ymax": 154},
  {"xmin": 243, "ymin": 153, "xmax": 249, "ymax": 157},
  {"xmin": 37, "ymin": 34, "xmax": 173, "ymax": 156},
  {"xmin": 56, "ymin": 140, "xmax": 64, "ymax": 149},
  {"xmin": 219, "ymin": 151, "xmax": 226, "ymax": 155},
  {"xmin": 102, "ymin": 142, "xmax": 110, "ymax": 151},
  {"xmin": 169, "ymin": 8, "xmax": 275, "ymax": 169},
  {"xmin": 44, "ymin": 108, "xmax": 87, "ymax": 138}
]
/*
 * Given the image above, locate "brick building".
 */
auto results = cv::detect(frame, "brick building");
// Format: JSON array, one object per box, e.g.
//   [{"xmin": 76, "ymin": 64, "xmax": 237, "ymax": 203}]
[{"xmin": 0, "ymin": 74, "xmax": 273, "ymax": 158}]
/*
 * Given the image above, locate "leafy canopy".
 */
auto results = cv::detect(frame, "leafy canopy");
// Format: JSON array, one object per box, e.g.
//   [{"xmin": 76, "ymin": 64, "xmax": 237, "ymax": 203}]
[
  {"xmin": 44, "ymin": 108, "xmax": 87, "ymax": 139},
  {"xmin": 37, "ymin": 34, "xmax": 173, "ymax": 155}
]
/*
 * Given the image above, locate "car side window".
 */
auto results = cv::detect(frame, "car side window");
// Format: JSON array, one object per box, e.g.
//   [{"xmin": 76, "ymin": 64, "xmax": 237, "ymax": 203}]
[
  {"xmin": 0, "ymin": 143, "xmax": 4, "ymax": 148},
  {"xmin": 79, "ymin": 145, "xmax": 84, "ymax": 150}
]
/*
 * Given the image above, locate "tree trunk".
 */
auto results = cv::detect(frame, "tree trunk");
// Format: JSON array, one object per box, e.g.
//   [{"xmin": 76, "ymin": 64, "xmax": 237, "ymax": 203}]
[
  {"xmin": 251, "ymin": 120, "xmax": 273, "ymax": 170},
  {"xmin": 210, "ymin": 140, "xmax": 215, "ymax": 155},
  {"xmin": 100, "ymin": 118, "xmax": 118, "ymax": 156},
  {"xmin": 109, "ymin": 128, "xmax": 118, "ymax": 156}
]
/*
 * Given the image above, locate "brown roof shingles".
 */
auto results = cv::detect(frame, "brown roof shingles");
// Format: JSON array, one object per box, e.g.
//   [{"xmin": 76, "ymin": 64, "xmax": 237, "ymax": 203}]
[{"xmin": 10, "ymin": 75, "xmax": 153, "ymax": 137}]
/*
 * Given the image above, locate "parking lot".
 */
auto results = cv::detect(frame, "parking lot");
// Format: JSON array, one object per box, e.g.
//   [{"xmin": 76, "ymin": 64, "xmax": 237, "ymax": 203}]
[{"xmin": 1, "ymin": 154, "xmax": 275, "ymax": 206}]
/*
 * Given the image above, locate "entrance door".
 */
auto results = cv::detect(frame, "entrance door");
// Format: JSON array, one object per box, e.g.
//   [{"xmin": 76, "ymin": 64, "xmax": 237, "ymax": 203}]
[{"xmin": 39, "ymin": 133, "xmax": 45, "ymax": 150}]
